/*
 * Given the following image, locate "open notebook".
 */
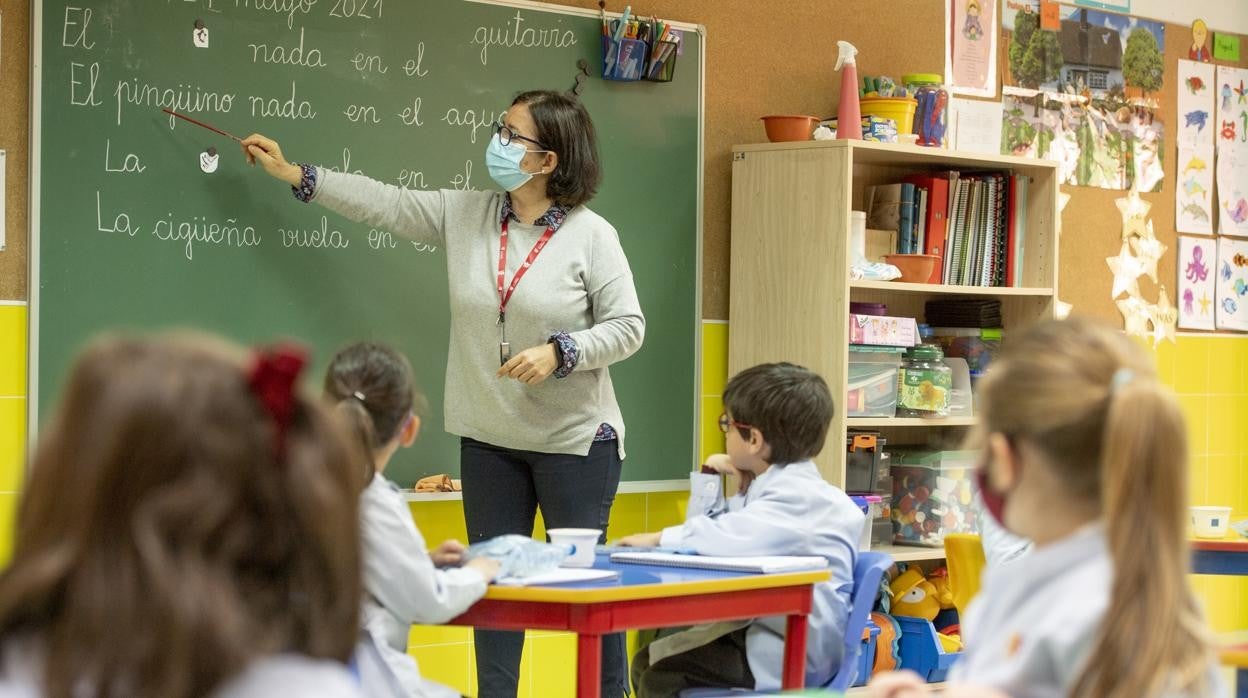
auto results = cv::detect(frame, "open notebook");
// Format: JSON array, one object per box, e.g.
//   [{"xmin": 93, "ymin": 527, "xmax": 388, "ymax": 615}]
[{"xmin": 609, "ymin": 551, "xmax": 829, "ymax": 574}]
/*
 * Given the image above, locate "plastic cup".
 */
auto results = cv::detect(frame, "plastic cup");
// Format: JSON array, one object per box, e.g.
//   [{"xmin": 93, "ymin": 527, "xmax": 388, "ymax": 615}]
[{"xmin": 547, "ymin": 528, "xmax": 602, "ymax": 568}]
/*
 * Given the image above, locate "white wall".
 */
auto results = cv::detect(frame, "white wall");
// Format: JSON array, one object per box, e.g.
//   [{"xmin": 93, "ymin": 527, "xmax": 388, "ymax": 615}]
[{"xmin": 1128, "ymin": 0, "xmax": 1247, "ymax": 34}]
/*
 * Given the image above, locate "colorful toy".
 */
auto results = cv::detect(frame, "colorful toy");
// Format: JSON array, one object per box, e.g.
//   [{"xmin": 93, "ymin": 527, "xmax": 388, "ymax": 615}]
[
  {"xmin": 892, "ymin": 451, "xmax": 980, "ymax": 547},
  {"xmin": 926, "ymin": 567, "xmax": 956, "ymax": 611},
  {"xmin": 869, "ymin": 611, "xmax": 901, "ymax": 674},
  {"xmin": 889, "ymin": 568, "xmax": 942, "ymax": 620}
]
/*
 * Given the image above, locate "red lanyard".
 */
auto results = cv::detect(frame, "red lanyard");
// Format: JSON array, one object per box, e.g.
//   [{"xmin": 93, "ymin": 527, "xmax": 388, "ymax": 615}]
[{"xmin": 496, "ymin": 218, "xmax": 556, "ymax": 324}]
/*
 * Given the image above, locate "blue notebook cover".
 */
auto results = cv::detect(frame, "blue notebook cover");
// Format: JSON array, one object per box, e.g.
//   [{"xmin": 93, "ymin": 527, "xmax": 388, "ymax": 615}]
[{"xmin": 898, "ymin": 183, "xmax": 916, "ymax": 255}]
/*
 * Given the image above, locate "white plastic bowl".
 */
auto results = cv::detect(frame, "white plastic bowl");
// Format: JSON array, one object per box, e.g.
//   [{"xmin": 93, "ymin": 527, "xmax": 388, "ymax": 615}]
[
  {"xmin": 547, "ymin": 528, "xmax": 602, "ymax": 568},
  {"xmin": 1190, "ymin": 506, "xmax": 1233, "ymax": 539}
]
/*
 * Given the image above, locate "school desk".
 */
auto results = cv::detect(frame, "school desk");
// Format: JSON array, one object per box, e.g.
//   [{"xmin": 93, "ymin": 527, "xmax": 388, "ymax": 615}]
[
  {"xmin": 448, "ymin": 554, "xmax": 831, "ymax": 698},
  {"xmin": 1191, "ymin": 539, "xmax": 1248, "ymax": 576},
  {"xmin": 1218, "ymin": 634, "xmax": 1248, "ymax": 698}
]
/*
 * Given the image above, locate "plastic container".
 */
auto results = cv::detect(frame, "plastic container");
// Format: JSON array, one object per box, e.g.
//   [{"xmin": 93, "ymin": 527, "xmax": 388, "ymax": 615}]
[
  {"xmin": 860, "ymin": 97, "xmax": 918, "ymax": 136},
  {"xmin": 847, "ymin": 432, "xmax": 889, "ymax": 492},
  {"xmin": 891, "ymin": 450, "xmax": 980, "ymax": 547},
  {"xmin": 897, "ymin": 344, "xmax": 952, "ymax": 418},
  {"xmin": 836, "ymin": 41, "xmax": 862, "ymax": 141},
  {"xmin": 847, "ymin": 347, "xmax": 905, "ymax": 417},
  {"xmin": 850, "ymin": 495, "xmax": 884, "ymax": 550},
  {"xmin": 760, "ymin": 115, "xmax": 819, "ymax": 142},
  {"xmin": 850, "ymin": 302, "xmax": 888, "ymax": 317},
  {"xmin": 855, "ymin": 621, "xmax": 881, "ymax": 686},
  {"xmin": 930, "ymin": 327, "xmax": 1002, "ymax": 375},
  {"xmin": 1191, "ymin": 506, "xmax": 1233, "ymax": 539},
  {"xmin": 895, "ymin": 615, "xmax": 963, "ymax": 681},
  {"xmin": 903, "ymin": 73, "xmax": 948, "ymax": 147},
  {"xmin": 547, "ymin": 528, "xmax": 602, "ymax": 567}
]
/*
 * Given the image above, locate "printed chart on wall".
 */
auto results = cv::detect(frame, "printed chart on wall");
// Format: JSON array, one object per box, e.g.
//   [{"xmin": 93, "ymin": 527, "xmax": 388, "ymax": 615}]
[
  {"xmin": 1177, "ymin": 60, "xmax": 1214, "ymax": 234},
  {"xmin": 33, "ymin": 0, "xmax": 703, "ymax": 485},
  {"xmin": 1178, "ymin": 236, "xmax": 1216, "ymax": 330},
  {"xmin": 1216, "ymin": 237, "xmax": 1248, "ymax": 330},
  {"xmin": 999, "ymin": 1, "xmax": 1164, "ymax": 191},
  {"xmin": 1215, "ymin": 66, "xmax": 1248, "ymax": 237}
]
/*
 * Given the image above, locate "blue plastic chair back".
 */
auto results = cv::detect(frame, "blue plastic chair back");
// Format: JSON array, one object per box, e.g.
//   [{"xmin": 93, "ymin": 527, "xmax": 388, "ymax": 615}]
[{"xmin": 827, "ymin": 551, "xmax": 892, "ymax": 691}]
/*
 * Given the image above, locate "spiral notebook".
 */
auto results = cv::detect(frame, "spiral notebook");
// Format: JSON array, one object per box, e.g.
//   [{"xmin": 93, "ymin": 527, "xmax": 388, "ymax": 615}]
[{"xmin": 609, "ymin": 551, "xmax": 829, "ymax": 574}]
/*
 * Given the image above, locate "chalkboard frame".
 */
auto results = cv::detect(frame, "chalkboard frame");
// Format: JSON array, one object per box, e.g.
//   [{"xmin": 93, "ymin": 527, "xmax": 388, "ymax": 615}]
[{"xmin": 28, "ymin": 0, "xmax": 706, "ymax": 491}]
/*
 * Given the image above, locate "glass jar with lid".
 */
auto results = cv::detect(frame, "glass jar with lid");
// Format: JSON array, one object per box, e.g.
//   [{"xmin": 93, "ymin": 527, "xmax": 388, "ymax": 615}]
[{"xmin": 897, "ymin": 344, "xmax": 952, "ymax": 417}]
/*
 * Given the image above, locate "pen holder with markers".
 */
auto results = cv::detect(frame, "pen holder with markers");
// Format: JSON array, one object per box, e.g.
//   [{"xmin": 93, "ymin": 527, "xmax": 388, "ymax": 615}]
[
  {"xmin": 601, "ymin": 34, "xmax": 649, "ymax": 81},
  {"xmin": 643, "ymin": 39, "xmax": 678, "ymax": 82}
]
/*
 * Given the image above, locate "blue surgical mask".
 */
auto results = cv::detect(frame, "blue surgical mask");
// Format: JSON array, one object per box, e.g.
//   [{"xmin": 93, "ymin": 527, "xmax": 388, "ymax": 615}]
[{"xmin": 486, "ymin": 134, "xmax": 541, "ymax": 192}]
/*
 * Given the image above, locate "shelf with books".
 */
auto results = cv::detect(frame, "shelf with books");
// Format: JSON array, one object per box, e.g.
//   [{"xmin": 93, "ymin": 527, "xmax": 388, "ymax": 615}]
[
  {"xmin": 849, "ymin": 280, "xmax": 1055, "ymax": 296},
  {"xmin": 729, "ymin": 139, "xmax": 1058, "ymax": 489}
]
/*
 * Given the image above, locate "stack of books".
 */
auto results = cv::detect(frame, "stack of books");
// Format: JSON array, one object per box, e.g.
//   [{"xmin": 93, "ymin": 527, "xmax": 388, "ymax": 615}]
[{"xmin": 866, "ymin": 172, "xmax": 1030, "ymax": 287}]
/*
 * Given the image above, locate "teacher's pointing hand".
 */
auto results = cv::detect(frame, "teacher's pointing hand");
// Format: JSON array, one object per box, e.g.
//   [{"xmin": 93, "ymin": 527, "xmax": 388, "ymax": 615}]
[
  {"xmin": 497, "ymin": 344, "xmax": 559, "ymax": 385},
  {"xmin": 240, "ymin": 133, "xmax": 302, "ymax": 186}
]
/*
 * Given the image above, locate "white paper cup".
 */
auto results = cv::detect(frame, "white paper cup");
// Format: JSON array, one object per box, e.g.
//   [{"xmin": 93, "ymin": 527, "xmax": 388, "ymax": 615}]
[
  {"xmin": 547, "ymin": 528, "xmax": 602, "ymax": 568},
  {"xmin": 1191, "ymin": 506, "xmax": 1233, "ymax": 539}
]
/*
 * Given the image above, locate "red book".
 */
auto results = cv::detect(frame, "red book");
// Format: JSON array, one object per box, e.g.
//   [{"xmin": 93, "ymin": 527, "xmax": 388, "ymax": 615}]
[{"xmin": 904, "ymin": 173, "xmax": 950, "ymax": 284}]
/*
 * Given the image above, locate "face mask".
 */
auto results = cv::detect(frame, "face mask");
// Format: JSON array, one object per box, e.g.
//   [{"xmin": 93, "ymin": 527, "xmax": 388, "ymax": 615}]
[
  {"xmin": 976, "ymin": 465, "xmax": 1014, "ymax": 531},
  {"xmin": 485, "ymin": 134, "xmax": 540, "ymax": 192}
]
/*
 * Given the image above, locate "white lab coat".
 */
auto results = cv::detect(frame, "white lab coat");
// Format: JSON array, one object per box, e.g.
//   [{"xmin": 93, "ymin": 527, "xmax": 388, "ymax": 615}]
[
  {"xmin": 952, "ymin": 524, "xmax": 1223, "ymax": 698},
  {"xmin": 357, "ymin": 476, "xmax": 488, "ymax": 698},
  {"xmin": 657, "ymin": 462, "xmax": 864, "ymax": 691}
]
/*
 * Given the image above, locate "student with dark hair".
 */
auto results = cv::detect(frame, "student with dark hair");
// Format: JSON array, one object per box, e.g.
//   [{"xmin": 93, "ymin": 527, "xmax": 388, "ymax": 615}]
[
  {"xmin": 0, "ymin": 333, "xmax": 364, "ymax": 698},
  {"xmin": 324, "ymin": 342, "xmax": 499, "ymax": 698},
  {"xmin": 620, "ymin": 363, "xmax": 864, "ymax": 697},
  {"xmin": 244, "ymin": 89, "xmax": 644, "ymax": 697}
]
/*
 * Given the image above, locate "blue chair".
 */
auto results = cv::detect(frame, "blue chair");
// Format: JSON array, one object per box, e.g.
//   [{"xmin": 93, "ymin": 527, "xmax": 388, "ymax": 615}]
[{"xmin": 677, "ymin": 551, "xmax": 893, "ymax": 697}]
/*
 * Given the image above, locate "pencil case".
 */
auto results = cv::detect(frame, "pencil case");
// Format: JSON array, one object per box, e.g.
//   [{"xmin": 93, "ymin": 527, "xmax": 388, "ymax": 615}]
[{"xmin": 601, "ymin": 35, "xmax": 648, "ymax": 82}]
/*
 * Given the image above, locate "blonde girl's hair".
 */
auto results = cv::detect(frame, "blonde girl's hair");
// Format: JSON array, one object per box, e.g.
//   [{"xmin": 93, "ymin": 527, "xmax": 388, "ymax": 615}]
[{"xmin": 975, "ymin": 317, "xmax": 1212, "ymax": 698}]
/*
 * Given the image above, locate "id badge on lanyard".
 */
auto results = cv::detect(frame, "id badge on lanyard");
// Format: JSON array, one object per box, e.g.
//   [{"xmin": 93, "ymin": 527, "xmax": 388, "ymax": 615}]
[{"xmin": 496, "ymin": 218, "xmax": 556, "ymax": 366}]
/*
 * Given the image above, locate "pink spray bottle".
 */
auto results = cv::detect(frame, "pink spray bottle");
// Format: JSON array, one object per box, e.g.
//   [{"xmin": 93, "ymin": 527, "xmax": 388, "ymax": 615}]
[{"xmin": 836, "ymin": 41, "xmax": 861, "ymax": 140}]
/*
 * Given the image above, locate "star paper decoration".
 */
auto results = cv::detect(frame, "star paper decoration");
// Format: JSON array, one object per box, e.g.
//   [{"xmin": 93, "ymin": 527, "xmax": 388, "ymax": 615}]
[
  {"xmin": 1106, "ymin": 241, "xmax": 1145, "ymax": 299},
  {"xmin": 1129, "ymin": 233, "xmax": 1167, "ymax": 283},
  {"xmin": 1116, "ymin": 295, "xmax": 1152, "ymax": 338},
  {"xmin": 1148, "ymin": 286, "xmax": 1177, "ymax": 348},
  {"xmin": 1115, "ymin": 188, "xmax": 1152, "ymax": 240}
]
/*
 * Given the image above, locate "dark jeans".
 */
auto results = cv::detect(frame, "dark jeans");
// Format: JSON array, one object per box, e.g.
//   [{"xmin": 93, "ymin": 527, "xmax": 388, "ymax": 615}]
[{"xmin": 460, "ymin": 437, "xmax": 627, "ymax": 698}]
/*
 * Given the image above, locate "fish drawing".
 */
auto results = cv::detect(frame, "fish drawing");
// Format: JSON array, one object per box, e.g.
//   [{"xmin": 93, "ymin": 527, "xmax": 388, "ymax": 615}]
[
  {"xmin": 1236, "ymin": 279, "xmax": 1248, "ymax": 297},
  {"xmin": 1226, "ymin": 198, "xmax": 1248, "ymax": 224},
  {"xmin": 1183, "ymin": 202, "xmax": 1210, "ymax": 222},
  {"xmin": 1186, "ymin": 76, "xmax": 1205, "ymax": 94},
  {"xmin": 1185, "ymin": 156, "xmax": 1208, "ymax": 173},
  {"xmin": 1235, "ymin": 253, "xmax": 1248, "ymax": 268},
  {"xmin": 1185, "ymin": 110, "xmax": 1210, "ymax": 132},
  {"xmin": 1224, "ymin": 261, "xmax": 1234, "ymax": 281},
  {"xmin": 1224, "ymin": 297, "xmax": 1239, "ymax": 315},
  {"xmin": 1183, "ymin": 177, "xmax": 1208, "ymax": 199},
  {"xmin": 1184, "ymin": 288, "xmax": 1195, "ymax": 314}
]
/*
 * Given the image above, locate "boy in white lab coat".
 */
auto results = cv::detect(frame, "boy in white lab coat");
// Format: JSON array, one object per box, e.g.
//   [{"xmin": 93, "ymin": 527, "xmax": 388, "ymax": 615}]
[
  {"xmin": 325, "ymin": 342, "xmax": 501, "ymax": 698},
  {"xmin": 620, "ymin": 362, "xmax": 864, "ymax": 697},
  {"xmin": 870, "ymin": 318, "xmax": 1220, "ymax": 698}
]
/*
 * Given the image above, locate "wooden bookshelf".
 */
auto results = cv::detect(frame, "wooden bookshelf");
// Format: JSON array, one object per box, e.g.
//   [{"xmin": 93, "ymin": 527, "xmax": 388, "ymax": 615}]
[{"xmin": 728, "ymin": 139, "xmax": 1059, "ymax": 490}]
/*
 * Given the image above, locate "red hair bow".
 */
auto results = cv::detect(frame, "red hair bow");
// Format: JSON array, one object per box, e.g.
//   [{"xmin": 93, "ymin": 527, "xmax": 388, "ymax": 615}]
[{"xmin": 248, "ymin": 343, "xmax": 309, "ymax": 461}]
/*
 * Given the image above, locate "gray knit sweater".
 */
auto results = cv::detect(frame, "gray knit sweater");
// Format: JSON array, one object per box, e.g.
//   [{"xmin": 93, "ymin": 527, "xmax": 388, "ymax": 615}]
[{"xmin": 312, "ymin": 169, "xmax": 644, "ymax": 457}]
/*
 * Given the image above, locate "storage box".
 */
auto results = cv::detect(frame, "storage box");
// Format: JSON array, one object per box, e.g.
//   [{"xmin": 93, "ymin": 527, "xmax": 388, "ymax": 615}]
[
  {"xmin": 850, "ymin": 494, "xmax": 884, "ymax": 550},
  {"xmin": 850, "ymin": 314, "xmax": 919, "ymax": 347},
  {"xmin": 891, "ymin": 450, "xmax": 980, "ymax": 547},
  {"xmin": 846, "ymin": 432, "xmax": 889, "ymax": 492},
  {"xmin": 847, "ymin": 347, "xmax": 904, "ymax": 417},
  {"xmin": 930, "ymin": 327, "xmax": 1002, "ymax": 374}
]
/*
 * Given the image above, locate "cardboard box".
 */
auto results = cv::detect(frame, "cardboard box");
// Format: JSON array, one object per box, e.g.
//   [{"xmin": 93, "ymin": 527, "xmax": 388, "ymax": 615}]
[{"xmin": 849, "ymin": 313, "xmax": 919, "ymax": 347}]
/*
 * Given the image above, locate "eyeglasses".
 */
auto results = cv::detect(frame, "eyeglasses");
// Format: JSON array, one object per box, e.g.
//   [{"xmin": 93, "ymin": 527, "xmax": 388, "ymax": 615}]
[
  {"xmin": 494, "ymin": 122, "xmax": 550, "ymax": 151},
  {"xmin": 718, "ymin": 412, "xmax": 752, "ymax": 434}
]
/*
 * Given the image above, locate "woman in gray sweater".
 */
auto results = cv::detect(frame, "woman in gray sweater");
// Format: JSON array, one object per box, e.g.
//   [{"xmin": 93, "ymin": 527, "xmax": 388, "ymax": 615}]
[{"xmin": 243, "ymin": 90, "xmax": 643, "ymax": 698}]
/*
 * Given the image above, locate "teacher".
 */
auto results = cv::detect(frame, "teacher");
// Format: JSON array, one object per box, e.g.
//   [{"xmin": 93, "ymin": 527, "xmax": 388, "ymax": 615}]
[{"xmin": 243, "ymin": 90, "xmax": 643, "ymax": 698}]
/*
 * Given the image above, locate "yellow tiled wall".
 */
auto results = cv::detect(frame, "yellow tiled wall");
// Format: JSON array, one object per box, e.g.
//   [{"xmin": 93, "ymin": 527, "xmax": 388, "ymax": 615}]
[
  {"xmin": 0, "ymin": 305, "xmax": 26, "ymax": 567},
  {"xmin": 1152, "ymin": 336, "xmax": 1248, "ymax": 634}
]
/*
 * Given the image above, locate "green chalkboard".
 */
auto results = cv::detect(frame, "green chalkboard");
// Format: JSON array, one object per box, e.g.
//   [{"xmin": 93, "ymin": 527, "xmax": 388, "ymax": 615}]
[{"xmin": 34, "ymin": 0, "xmax": 701, "ymax": 486}]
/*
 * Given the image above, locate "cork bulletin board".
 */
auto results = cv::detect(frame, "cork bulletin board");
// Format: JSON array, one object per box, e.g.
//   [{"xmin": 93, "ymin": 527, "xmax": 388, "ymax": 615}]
[{"xmin": 0, "ymin": 0, "xmax": 29, "ymax": 300}]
